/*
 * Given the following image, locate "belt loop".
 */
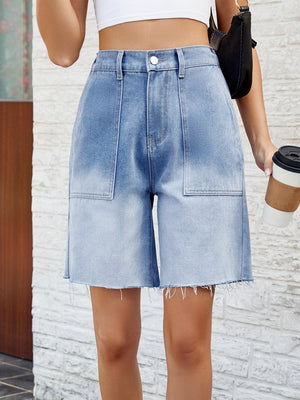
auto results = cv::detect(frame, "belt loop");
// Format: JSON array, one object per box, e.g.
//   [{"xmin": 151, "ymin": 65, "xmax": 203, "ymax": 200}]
[
  {"xmin": 176, "ymin": 47, "xmax": 185, "ymax": 79},
  {"xmin": 91, "ymin": 51, "xmax": 99, "ymax": 72},
  {"xmin": 116, "ymin": 50, "xmax": 124, "ymax": 80}
]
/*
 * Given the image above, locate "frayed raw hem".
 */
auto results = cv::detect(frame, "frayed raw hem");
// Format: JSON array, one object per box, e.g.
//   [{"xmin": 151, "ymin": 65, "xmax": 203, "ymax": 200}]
[
  {"xmin": 64, "ymin": 277, "xmax": 254, "ymax": 302},
  {"xmin": 158, "ymin": 279, "xmax": 255, "ymax": 300},
  {"xmin": 162, "ymin": 285, "xmax": 215, "ymax": 299},
  {"xmin": 64, "ymin": 277, "xmax": 154, "ymax": 302}
]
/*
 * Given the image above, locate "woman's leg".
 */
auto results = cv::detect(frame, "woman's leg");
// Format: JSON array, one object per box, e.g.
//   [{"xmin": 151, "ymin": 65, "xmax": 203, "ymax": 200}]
[
  {"xmin": 89, "ymin": 286, "xmax": 143, "ymax": 400},
  {"xmin": 163, "ymin": 285, "xmax": 215, "ymax": 400}
]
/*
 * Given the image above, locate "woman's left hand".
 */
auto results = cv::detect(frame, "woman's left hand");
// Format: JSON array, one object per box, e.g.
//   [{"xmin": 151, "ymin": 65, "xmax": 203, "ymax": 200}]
[{"xmin": 252, "ymin": 140, "xmax": 279, "ymax": 177}]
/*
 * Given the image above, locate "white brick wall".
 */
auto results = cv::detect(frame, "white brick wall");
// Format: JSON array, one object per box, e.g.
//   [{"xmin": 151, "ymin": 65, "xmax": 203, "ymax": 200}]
[{"xmin": 31, "ymin": 1, "xmax": 300, "ymax": 399}]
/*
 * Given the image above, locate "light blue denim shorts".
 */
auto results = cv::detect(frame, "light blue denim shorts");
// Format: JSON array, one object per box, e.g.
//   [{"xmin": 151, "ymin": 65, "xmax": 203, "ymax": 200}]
[{"xmin": 63, "ymin": 45, "xmax": 254, "ymax": 299}]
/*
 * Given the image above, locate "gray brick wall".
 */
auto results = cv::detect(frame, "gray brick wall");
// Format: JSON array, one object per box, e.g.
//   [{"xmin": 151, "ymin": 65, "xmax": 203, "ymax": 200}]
[{"xmin": 32, "ymin": 0, "xmax": 300, "ymax": 398}]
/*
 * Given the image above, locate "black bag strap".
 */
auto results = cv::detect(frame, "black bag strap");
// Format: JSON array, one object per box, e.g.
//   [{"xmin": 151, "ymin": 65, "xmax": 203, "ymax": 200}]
[{"xmin": 209, "ymin": 5, "xmax": 257, "ymax": 48}]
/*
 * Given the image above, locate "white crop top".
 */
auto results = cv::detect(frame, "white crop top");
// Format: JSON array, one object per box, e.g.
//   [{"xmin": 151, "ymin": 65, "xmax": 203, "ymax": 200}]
[{"xmin": 92, "ymin": 0, "xmax": 214, "ymax": 32}]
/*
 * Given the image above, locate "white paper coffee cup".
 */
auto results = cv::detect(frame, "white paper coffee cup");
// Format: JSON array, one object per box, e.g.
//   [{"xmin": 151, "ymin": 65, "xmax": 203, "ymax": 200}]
[{"xmin": 262, "ymin": 145, "xmax": 300, "ymax": 227}]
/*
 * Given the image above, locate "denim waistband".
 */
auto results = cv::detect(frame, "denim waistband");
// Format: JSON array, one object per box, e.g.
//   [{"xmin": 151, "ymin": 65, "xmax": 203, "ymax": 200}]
[{"xmin": 90, "ymin": 45, "xmax": 220, "ymax": 79}]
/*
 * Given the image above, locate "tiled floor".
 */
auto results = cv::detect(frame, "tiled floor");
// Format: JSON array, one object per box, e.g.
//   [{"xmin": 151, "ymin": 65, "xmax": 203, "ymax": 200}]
[{"xmin": 0, "ymin": 353, "xmax": 33, "ymax": 399}]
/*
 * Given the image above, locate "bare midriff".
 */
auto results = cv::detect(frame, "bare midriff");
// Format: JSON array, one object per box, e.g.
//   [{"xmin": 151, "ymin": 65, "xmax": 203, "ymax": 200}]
[{"xmin": 98, "ymin": 18, "xmax": 210, "ymax": 50}]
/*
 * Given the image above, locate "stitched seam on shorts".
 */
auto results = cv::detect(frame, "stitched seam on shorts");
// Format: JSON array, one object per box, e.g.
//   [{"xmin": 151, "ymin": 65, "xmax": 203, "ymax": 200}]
[
  {"xmin": 111, "ymin": 77, "xmax": 123, "ymax": 198},
  {"xmin": 106, "ymin": 78, "xmax": 121, "ymax": 198},
  {"xmin": 151, "ymin": 147, "xmax": 156, "ymax": 193},
  {"xmin": 149, "ymin": 71, "xmax": 170, "ymax": 146},
  {"xmin": 146, "ymin": 71, "xmax": 154, "ymax": 193},
  {"xmin": 181, "ymin": 66, "xmax": 199, "ymax": 192},
  {"xmin": 217, "ymin": 68, "xmax": 241, "ymax": 148},
  {"xmin": 150, "ymin": 201, "xmax": 155, "ymax": 286},
  {"xmin": 183, "ymin": 190, "xmax": 243, "ymax": 195},
  {"xmin": 65, "ymin": 177, "xmax": 71, "ymax": 278},
  {"xmin": 91, "ymin": 63, "xmax": 218, "ymax": 73},
  {"xmin": 70, "ymin": 192, "xmax": 113, "ymax": 199},
  {"xmin": 69, "ymin": 73, "xmax": 96, "ymax": 198},
  {"xmin": 241, "ymin": 180, "xmax": 245, "ymax": 278},
  {"xmin": 177, "ymin": 71, "xmax": 187, "ymax": 195},
  {"xmin": 215, "ymin": 66, "xmax": 244, "ymax": 181}
]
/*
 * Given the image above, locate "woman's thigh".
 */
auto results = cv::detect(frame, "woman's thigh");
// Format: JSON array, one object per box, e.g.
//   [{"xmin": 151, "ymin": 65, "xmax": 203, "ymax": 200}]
[{"xmin": 89, "ymin": 287, "xmax": 142, "ymax": 356}]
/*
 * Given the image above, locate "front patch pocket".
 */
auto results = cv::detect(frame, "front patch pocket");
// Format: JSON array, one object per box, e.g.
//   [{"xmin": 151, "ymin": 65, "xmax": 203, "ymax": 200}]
[
  {"xmin": 179, "ymin": 64, "xmax": 244, "ymax": 196},
  {"xmin": 69, "ymin": 71, "xmax": 123, "ymax": 200}
]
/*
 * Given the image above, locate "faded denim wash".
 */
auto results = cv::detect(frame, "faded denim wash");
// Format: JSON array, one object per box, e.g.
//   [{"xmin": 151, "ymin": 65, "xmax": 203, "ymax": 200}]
[{"xmin": 63, "ymin": 45, "xmax": 254, "ymax": 300}]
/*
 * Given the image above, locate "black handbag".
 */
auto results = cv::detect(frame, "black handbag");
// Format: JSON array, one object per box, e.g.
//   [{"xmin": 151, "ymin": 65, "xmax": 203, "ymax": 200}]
[{"xmin": 207, "ymin": 4, "xmax": 257, "ymax": 99}]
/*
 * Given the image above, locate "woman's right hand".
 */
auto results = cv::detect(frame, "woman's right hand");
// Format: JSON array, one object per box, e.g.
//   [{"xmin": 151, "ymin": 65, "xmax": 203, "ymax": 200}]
[{"xmin": 251, "ymin": 139, "xmax": 279, "ymax": 177}]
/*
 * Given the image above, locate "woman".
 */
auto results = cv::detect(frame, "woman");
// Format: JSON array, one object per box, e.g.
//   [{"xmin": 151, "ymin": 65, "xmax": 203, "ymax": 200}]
[{"xmin": 37, "ymin": 0, "xmax": 277, "ymax": 398}]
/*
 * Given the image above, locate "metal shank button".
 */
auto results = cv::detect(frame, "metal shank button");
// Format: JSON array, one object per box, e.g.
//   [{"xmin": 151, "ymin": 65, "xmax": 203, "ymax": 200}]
[{"xmin": 150, "ymin": 56, "xmax": 159, "ymax": 65}]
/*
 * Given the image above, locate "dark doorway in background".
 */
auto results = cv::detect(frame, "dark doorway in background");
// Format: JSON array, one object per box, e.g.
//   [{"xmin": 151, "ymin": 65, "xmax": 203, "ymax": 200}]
[{"xmin": 0, "ymin": 0, "xmax": 33, "ymax": 361}]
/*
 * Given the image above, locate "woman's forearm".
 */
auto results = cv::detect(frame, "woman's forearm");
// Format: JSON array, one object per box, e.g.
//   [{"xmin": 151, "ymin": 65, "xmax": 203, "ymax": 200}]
[
  {"xmin": 36, "ymin": 0, "xmax": 88, "ymax": 66},
  {"xmin": 235, "ymin": 48, "xmax": 272, "ymax": 151}
]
